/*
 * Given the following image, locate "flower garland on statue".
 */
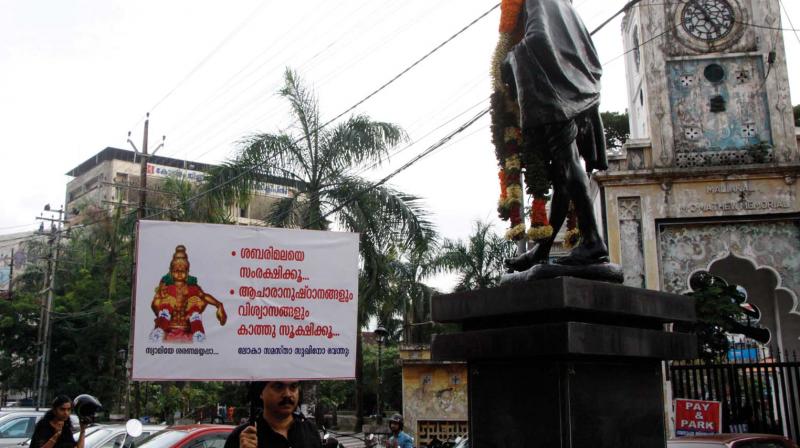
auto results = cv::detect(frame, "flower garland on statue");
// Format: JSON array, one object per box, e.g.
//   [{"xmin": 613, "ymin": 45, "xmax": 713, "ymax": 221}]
[{"xmin": 491, "ymin": 0, "xmax": 553, "ymax": 242}]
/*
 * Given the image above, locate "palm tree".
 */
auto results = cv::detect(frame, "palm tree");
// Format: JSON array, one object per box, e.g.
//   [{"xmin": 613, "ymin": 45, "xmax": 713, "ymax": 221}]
[
  {"xmin": 435, "ymin": 220, "xmax": 516, "ymax": 291},
  {"xmin": 204, "ymin": 68, "xmax": 434, "ymax": 429},
  {"xmin": 151, "ymin": 175, "xmax": 231, "ymax": 223}
]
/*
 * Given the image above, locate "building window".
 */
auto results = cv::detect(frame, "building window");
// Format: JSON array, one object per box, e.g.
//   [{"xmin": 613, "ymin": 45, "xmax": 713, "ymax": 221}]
[{"xmin": 632, "ymin": 26, "xmax": 640, "ymax": 71}]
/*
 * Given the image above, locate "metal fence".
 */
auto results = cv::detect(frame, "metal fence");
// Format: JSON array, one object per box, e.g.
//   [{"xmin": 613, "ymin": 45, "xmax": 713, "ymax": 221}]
[{"xmin": 670, "ymin": 346, "xmax": 800, "ymax": 442}]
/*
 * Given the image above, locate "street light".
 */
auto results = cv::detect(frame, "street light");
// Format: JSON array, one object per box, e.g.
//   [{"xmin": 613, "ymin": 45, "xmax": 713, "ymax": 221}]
[{"xmin": 374, "ymin": 326, "xmax": 389, "ymax": 425}]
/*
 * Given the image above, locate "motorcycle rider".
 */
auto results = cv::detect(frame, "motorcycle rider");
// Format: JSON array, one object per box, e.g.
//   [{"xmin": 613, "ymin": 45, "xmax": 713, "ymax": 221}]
[{"xmin": 386, "ymin": 414, "xmax": 413, "ymax": 448}]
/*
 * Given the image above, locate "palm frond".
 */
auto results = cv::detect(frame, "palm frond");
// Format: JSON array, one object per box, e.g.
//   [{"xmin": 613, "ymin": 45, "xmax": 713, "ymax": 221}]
[{"xmin": 320, "ymin": 115, "xmax": 407, "ymax": 174}]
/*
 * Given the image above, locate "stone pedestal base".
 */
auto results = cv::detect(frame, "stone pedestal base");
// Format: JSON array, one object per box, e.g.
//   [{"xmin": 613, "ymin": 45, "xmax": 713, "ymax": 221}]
[
  {"xmin": 469, "ymin": 358, "xmax": 664, "ymax": 448},
  {"xmin": 430, "ymin": 277, "xmax": 697, "ymax": 448}
]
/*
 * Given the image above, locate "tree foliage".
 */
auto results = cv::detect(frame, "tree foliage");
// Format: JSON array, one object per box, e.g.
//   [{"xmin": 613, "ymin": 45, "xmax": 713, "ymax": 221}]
[
  {"xmin": 600, "ymin": 111, "xmax": 630, "ymax": 150},
  {"xmin": 204, "ymin": 68, "xmax": 435, "ymax": 429},
  {"xmin": 434, "ymin": 220, "xmax": 515, "ymax": 292},
  {"xmin": 681, "ymin": 272, "xmax": 770, "ymax": 360}
]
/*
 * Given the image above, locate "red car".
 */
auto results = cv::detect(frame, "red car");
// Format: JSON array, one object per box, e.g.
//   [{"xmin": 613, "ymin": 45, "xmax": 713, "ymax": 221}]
[
  {"xmin": 669, "ymin": 433, "xmax": 799, "ymax": 448},
  {"xmin": 137, "ymin": 425, "xmax": 235, "ymax": 448}
]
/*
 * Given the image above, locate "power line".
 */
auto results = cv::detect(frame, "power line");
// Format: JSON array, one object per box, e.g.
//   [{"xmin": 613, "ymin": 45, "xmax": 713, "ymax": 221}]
[
  {"xmin": 148, "ymin": 1, "xmax": 273, "ymax": 114},
  {"xmin": 778, "ymin": 0, "xmax": 800, "ymax": 46},
  {"xmin": 301, "ymin": 107, "xmax": 490, "ymax": 230},
  {"xmin": 602, "ymin": 20, "xmax": 682, "ymax": 66},
  {"xmin": 736, "ymin": 21, "xmax": 800, "ymax": 33},
  {"xmin": 168, "ymin": 2, "xmax": 499, "ymax": 163}
]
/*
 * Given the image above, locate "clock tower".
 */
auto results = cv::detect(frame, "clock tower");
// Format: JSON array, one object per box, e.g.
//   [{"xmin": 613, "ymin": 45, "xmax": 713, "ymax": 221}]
[
  {"xmin": 622, "ymin": 0, "xmax": 796, "ymax": 166},
  {"xmin": 594, "ymin": 0, "xmax": 800, "ymax": 355}
]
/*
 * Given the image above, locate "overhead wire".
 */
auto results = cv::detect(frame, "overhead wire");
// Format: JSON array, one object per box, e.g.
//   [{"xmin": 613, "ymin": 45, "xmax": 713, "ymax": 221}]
[
  {"xmin": 299, "ymin": 107, "xmax": 490, "ymax": 230},
  {"xmin": 778, "ymin": 0, "xmax": 800, "ymax": 46},
  {"xmin": 35, "ymin": 2, "xmax": 501, "ymax": 235},
  {"xmin": 162, "ymin": 0, "xmax": 366, "ymax": 157},
  {"xmin": 23, "ymin": 0, "xmax": 661, "ymax": 244},
  {"xmin": 143, "ymin": 1, "xmax": 274, "ymax": 118},
  {"xmin": 169, "ymin": 0, "xmax": 483, "ymax": 163}
]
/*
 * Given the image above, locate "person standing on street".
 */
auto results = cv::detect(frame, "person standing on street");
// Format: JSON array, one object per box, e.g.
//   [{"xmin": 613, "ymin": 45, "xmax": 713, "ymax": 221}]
[
  {"xmin": 30, "ymin": 395, "xmax": 86, "ymax": 448},
  {"xmin": 224, "ymin": 381, "xmax": 321, "ymax": 448},
  {"xmin": 386, "ymin": 414, "xmax": 413, "ymax": 448}
]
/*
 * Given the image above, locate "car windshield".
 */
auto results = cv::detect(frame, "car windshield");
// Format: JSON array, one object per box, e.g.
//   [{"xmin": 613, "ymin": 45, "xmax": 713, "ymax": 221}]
[
  {"xmin": 137, "ymin": 430, "xmax": 188, "ymax": 448},
  {"xmin": 84, "ymin": 429, "xmax": 117, "ymax": 448}
]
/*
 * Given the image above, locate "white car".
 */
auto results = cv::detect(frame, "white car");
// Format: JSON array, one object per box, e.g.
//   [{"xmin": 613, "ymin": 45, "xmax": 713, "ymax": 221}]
[
  {"xmin": 0, "ymin": 411, "xmax": 79, "ymax": 448},
  {"xmin": 82, "ymin": 424, "xmax": 166, "ymax": 448}
]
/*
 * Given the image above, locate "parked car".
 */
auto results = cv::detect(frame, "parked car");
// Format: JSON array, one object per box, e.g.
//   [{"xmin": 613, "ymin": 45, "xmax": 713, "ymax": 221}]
[
  {"xmin": 18, "ymin": 425, "xmax": 107, "ymax": 448},
  {"xmin": 668, "ymin": 433, "xmax": 799, "ymax": 448},
  {"xmin": 82, "ymin": 424, "xmax": 167, "ymax": 448},
  {"xmin": 0, "ymin": 411, "xmax": 50, "ymax": 448},
  {"xmin": 136, "ymin": 425, "xmax": 234, "ymax": 448},
  {"xmin": 0, "ymin": 411, "xmax": 82, "ymax": 448}
]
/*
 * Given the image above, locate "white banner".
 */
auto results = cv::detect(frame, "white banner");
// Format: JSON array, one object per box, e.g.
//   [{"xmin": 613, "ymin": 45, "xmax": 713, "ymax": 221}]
[{"xmin": 131, "ymin": 220, "xmax": 359, "ymax": 381}]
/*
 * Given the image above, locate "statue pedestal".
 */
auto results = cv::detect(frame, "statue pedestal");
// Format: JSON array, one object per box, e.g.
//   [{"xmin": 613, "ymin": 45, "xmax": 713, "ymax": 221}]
[{"xmin": 430, "ymin": 277, "xmax": 697, "ymax": 448}]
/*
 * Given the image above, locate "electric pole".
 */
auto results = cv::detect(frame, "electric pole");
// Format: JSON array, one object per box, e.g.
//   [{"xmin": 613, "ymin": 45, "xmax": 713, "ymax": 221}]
[
  {"xmin": 126, "ymin": 113, "xmax": 164, "ymax": 418},
  {"xmin": 33, "ymin": 205, "xmax": 66, "ymax": 407}
]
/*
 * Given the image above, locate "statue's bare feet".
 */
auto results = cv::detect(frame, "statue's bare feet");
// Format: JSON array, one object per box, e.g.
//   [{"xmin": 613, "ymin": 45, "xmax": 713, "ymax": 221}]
[
  {"xmin": 554, "ymin": 241, "xmax": 609, "ymax": 266},
  {"xmin": 504, "ymin": 243, "xmax": 550, "ymax": 272}
]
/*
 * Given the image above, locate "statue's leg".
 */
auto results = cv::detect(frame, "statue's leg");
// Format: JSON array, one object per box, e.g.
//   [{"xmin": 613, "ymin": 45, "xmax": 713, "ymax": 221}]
[
  {"xmin": 552, "ymin": 141, "xmax": 609, "ymax": 265},
  {"xmin": 504, "ymin": 182, "xmax": 569, "ymax": 272}
]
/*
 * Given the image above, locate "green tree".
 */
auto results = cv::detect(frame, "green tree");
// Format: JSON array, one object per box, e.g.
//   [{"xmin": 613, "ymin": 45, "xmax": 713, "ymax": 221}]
[
  {"xmin": 600, "ymin": 111, "xmax": 630, "ymax": 151},
  {"xmin": 151, "ymin": 176, "xmax": 232, "ymax": 223},
  {"xmin": 205, "ymin": 68, "xmax": 434, "ymax": 430},
  {"xmin": 682, "ymin": 272, "xmax": 768, "ymax": 360},
  {"xmin": 435, "ymin": 220, "xmax": 515, "ymax": 292}
]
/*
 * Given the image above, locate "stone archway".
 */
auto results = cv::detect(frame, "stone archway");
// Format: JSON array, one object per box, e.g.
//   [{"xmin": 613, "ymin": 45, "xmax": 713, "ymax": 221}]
[{"xmin": 704, "ymin": 252, "xmax": 800, "ymax": 353}]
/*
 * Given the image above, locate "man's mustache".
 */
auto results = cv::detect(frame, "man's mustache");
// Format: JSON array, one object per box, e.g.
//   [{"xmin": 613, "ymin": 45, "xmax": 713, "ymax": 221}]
[{"xmin": 279, "ymin": 397, "xmax": 295, "ymax": 406}]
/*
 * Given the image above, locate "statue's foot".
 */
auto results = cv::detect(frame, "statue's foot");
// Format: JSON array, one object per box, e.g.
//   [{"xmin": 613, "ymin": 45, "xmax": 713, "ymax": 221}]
[
  {"xmin": 554, "ymin": 241, "xmax": 609, "ymax": 266},
  {"xmin": 504, "ymin": 244, "xmax": 549, "ymax": 272}
]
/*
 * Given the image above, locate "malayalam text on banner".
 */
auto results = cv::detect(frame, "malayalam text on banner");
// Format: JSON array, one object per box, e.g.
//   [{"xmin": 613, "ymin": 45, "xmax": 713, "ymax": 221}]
[{"xmin": 131, "ymin": 220, "xmax": 359, "ymax": 381}]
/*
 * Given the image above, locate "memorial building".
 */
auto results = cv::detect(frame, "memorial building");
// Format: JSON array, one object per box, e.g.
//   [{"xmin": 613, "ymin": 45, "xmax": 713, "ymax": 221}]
[{"xmin": 597, "ymin": 0, "xmax": 800, "ymax": 351}]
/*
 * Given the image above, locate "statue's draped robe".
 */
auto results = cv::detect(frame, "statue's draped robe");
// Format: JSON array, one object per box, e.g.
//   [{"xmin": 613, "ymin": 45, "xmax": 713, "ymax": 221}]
[{"xmin": 502, "ymin": 0, "xmax": 608, "ymax": 171}]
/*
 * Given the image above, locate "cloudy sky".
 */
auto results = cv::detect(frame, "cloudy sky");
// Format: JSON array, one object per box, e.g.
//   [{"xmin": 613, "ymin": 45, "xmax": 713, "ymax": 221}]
[{"xmin": 1, "ymin": 0, "xmax": 798, "ymax": 259}]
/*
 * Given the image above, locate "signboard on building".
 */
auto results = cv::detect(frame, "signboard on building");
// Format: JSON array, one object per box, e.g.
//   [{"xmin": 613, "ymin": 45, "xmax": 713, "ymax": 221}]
[
  {"xmin": 146, "ymin": 163, "xmax": 292, "ymax": 198},
  {"xmin": 675, "ymin": 399, "xmax": 722, "ymax": 436},
  {"xmin": 147, "ymin": 163, "xmax": 207, "ymax": 183},
  {"xmin": 131, "ymin": 220, "xmax": 359, "ymax": 381}
]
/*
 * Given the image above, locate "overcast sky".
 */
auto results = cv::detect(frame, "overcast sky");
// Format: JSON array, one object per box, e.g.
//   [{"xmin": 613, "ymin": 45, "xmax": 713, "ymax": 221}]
[{"xmin": 1, "ymin": 0, "xmax": 798, "ymax": 281}]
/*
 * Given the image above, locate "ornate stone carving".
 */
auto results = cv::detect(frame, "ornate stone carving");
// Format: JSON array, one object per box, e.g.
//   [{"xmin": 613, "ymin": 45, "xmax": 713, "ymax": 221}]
[
  {"xmin": 618, "ymin": 197, "xmax": 645, "ymax": 287},
  {"xmin": 659, "ymin": 219, "xmax": 800, "ymax": 300}
]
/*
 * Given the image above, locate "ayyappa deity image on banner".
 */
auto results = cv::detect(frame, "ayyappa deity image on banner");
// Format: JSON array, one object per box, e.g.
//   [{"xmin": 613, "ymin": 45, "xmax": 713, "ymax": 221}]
[{"xmin": 149, "ymin": 245, "xmax": 227, "ymax": 343}]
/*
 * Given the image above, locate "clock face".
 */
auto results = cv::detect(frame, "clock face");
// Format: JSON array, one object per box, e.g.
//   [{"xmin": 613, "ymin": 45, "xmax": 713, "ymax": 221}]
[{"xmin": 681, "ymin": 0, "xmax": 736, "ymax": 42}]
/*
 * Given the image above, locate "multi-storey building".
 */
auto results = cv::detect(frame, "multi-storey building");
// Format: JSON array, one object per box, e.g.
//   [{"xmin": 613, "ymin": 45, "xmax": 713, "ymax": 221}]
[{"xmin": 65, "ymin": 147, "xmax": 297, "ymax": 225}]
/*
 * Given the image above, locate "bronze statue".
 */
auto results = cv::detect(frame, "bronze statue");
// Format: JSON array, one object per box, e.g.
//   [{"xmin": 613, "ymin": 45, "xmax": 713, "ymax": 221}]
[{"xmin": 492, "ymin": 0, "xmax": 620, "ymax": 282}]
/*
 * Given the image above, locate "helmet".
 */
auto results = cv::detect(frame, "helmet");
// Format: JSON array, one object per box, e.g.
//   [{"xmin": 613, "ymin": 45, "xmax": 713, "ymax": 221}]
[
  {"xmin": 388, "ymin": 413, "xmax": 403, "ymax": 430},
  {"xmin": 73, "ymin": 394, "xmax": 102, "ymax": 422}
]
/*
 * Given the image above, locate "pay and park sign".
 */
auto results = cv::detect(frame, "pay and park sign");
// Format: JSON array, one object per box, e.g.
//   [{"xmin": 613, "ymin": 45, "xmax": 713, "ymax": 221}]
[
  {"xmin": 131, "ymin": 220, "xmax": 359, "ymax": 381},
  {"xmin": 675, "ymin": 398, "xmax": 722, "ymax": 436}
]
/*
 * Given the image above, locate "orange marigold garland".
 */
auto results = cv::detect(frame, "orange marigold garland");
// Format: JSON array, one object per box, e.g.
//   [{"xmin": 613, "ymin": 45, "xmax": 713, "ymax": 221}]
[
  {"xmin": 526, "ymin": 197, "xmax": 553, "ymax": 241},
  {"xmin": 492, "ymin": 0, "xmax": 553, "ymax": 242}
]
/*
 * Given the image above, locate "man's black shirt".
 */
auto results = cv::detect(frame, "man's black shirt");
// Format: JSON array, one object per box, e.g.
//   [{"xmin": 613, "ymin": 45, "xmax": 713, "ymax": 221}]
[
  {"xmin": 30, "ymin": 417, "xmax": 77, "ymax": 448},
  {"xmin": 224, "ymin": 413, "xmax": 321, "ymax": 448}
]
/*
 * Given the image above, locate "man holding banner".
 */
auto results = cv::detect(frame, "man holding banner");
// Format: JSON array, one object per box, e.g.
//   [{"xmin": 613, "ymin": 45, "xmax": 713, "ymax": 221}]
[{"xmin": 225, "ymin": 381, "xmax": 321, "ymax": 448}]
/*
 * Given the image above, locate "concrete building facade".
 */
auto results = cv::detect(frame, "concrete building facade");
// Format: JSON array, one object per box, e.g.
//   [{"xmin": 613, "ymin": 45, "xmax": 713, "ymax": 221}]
[
  {"xmin": 399, "ymin": 345, "xmax": 468, "ymax": 445},
  {"xmin": 65, "ymin": 147, "xmax": 296, "ymax": 225}
]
